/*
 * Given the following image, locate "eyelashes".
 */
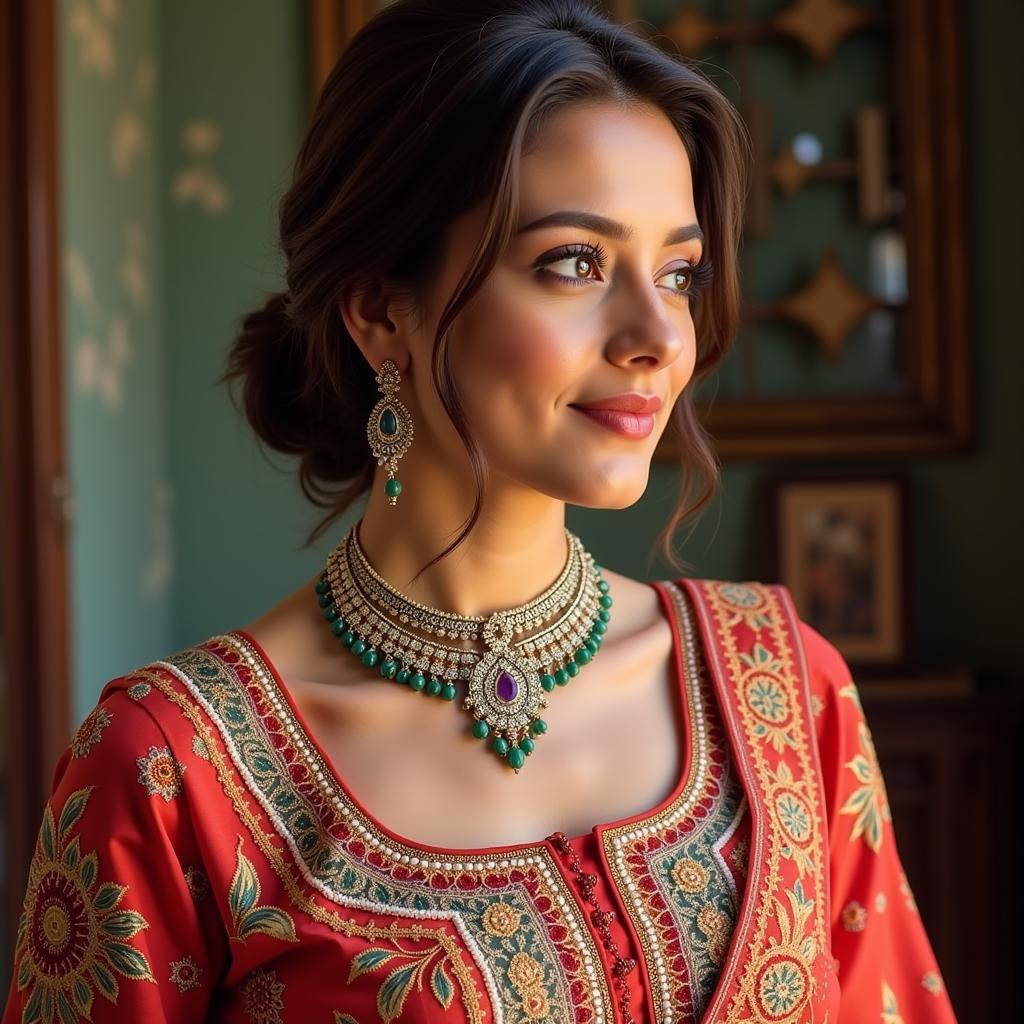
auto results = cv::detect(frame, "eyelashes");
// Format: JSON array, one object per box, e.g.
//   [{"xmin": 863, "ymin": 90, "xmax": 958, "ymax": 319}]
[{"xmin": 533, "ymin": 239, "xmax": 714, "ymax": 301}]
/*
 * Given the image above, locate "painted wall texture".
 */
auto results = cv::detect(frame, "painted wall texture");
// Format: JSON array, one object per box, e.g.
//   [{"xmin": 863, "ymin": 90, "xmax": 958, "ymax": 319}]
[{"xmin": 59, "ymin": 0, "xmax": 1021, "ymax": 726}]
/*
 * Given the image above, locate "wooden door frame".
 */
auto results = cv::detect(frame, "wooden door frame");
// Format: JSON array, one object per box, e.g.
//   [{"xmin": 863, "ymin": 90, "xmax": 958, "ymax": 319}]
[{"xmin": 0, "ymin": 0, "xmax": 72, "ymax": 942}]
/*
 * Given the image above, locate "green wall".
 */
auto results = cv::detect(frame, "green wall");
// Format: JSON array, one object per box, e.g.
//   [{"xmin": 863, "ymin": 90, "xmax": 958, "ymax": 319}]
[{"xmin": 62, "ymin": 0, "xmax": 1022, "ymax": 723}]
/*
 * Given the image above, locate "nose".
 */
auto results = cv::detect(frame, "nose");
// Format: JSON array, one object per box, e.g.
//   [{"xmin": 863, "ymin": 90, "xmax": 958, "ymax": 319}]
[{"xmin": 603, "ymin": 276, "xmax": 689, "ymax": 369}]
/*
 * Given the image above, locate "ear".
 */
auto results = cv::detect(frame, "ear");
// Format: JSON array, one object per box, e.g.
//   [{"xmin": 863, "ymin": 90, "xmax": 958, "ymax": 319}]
[{"xmin": 338, "ymin": 279, "xmax": 412, "ymax": 375}]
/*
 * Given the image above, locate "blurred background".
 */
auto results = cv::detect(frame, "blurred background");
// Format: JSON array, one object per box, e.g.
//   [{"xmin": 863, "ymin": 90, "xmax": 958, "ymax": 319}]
[{"xmin": 1, "ymin": 0, "xmax": 1021, "ymax": 1018}]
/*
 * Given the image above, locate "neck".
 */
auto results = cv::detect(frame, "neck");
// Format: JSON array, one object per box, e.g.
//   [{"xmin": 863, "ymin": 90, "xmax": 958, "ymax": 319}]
[{"xmin": 355, "ymin": 468, "xmax": 572, "ymax": 618}]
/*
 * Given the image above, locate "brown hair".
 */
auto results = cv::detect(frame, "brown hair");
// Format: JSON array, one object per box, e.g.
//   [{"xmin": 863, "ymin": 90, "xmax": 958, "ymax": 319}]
[{"xmin": 219, "ymin": 0, "xmax": 750, "ymax": 580}]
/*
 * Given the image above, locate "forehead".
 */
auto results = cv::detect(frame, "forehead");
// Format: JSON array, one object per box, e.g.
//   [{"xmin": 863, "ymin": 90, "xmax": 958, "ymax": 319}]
[{"xmin": 518, "ymin": 100, "xmax": 696, "ymax": 223}]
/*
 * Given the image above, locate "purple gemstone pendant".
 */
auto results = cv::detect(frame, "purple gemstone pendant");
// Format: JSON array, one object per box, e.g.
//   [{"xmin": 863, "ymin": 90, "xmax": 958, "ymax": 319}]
[{"xmin": 495, "ymin": 670, "xmax": 518, "ymax": 702}]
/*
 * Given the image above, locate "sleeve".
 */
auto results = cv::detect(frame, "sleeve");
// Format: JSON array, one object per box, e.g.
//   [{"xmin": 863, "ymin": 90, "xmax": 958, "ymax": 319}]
[
  {"xmin": 2, "ymin": 681, "xmax": 228, "ymax": 1022},
  {"xmin": 799, "ymin": 620, "xmax": 959, "ymax": 1024}
]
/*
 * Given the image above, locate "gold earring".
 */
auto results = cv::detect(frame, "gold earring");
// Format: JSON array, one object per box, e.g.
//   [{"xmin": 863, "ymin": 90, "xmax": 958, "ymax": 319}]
[{"xmin": 367, "ymin": 359, "xmax": 413, "ymax": 506}]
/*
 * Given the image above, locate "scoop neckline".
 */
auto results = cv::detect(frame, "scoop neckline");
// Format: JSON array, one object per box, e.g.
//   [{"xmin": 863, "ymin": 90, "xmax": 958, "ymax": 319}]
[{"xmin": 228, "ymin": 577, "xmax": 695, "ymax": 859}]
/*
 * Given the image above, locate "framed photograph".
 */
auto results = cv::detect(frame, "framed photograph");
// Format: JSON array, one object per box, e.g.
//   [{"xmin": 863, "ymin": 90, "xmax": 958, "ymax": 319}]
[{"xmin": 766, "ymin": 474, "xmax": 911, "ymax": 672}]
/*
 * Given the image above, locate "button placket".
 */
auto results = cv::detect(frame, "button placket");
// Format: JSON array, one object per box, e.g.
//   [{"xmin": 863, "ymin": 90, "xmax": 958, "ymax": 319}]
[{"xmin": 549, "ymin": 831, "xmax": 639, "ymax": 1024}]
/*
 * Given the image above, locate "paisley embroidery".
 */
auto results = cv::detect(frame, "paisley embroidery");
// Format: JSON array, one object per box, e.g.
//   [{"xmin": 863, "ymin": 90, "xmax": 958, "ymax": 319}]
[
  {"xmin": 70, "ymin": 707, "xmax": 110, "ymax": 758},
  {"xmin": 228, "ymin": 836, "xmax": 298, "ymax": 944},
  {"xmin": 346, "ymin": 940, "xmax": 456, "ymax": 1020},
  {"xmin": 14, "ymin": 786, "xmax": 156, "ymax": 1022},
  {"xmin": 135, "ymin": 744, "xmax": 185, "ymax": 802},
  {"xmin": 838, "ymin": 719, "xmax": 892, "ymax": 853},
  {"xmin": 126, "ymin": 681, "xmax": 151, "ymax": 701}
]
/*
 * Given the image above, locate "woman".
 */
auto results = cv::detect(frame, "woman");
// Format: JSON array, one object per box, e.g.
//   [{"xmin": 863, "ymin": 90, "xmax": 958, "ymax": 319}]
[{"xmin": 3, "ymin": 2, "xmax": 956, "ymax": 1022}]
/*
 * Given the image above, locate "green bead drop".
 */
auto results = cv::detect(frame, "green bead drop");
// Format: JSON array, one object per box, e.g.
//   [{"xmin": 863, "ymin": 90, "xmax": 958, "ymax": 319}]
[
  {"xmin": 472, "ymin": 720, "xmax": 489, "ymax": 739},
  {"xmin": 351, "ymin": 638, "xmax": 366, "ymax": 656},
  {"xmin": 385, "ymin": 478, "xmax": 402, "ymax": 498},
  {"xmin": 409, "ymin": 672, "xmax": 426, "ymax": 691},
  {"xmin": 540, "ymin": 674, "xmax": 556, "ymax": 692},
  {"xmin": 396, "ymin": 669, "xmax": 410, "ymax": 684},
  {"xmin": 322, "ymin": 605, "xmax": 339, "ymax": 621},
  {"xmin": 598, "ymin": 580, "xmax": 610, "ymax": 593},
  {"xmin": 361, "ymin": 649, "xmax": 378, "ymax": 668},
  {"xmin": 519, "ymin": 736, "xmax": 535, "ymax": 755},
  {"xmin": 426, "ymin": 678, "xmax": 443, "ymax": 697},
  {"xmin": 530, "ymin": 718, "xmax": 547, "ymax": 736},
  {"xmin": 441, "ymin": 683, "xmax": 457, "ymax": 701},
  {"xmin": 575, "ymin": 647, "xmax": 592, "ymax": 665},
  {"xmin": 507, "ymin": 747, "xmax": 526, "ymax": 771},
  {"xmin": 318, "ymin": 592, "xmax": 333, "ymax": 609},
  {"xmin": 598, "ymin": 609, "xmax": 611, "ymax": 622},
  {"xmin": 330, "ymin": 616, "xmax": 346, "ymax": 636},
  {"xmin": 554, "ymin": 669, "xmax": 569, "ymax": 686},
  {"xmin": 566, "ymin": 661, "xmax": 580, "ymax": 678},
  {"xmin": 380, "ymin": 658, "xmax": 398, "ymax": 679},
  {"xmin": 493, "ymin": 737, "xmax": 510, "ymax": 757},
  {"xmin": 340, "ymin": 630, "xmax": 355, "ymax": 647},
  {"xmin": 592, "ymin": 619, "xmax": 607, "ymax": 635},
  {"xmin": 315, "ymin": 578, "xmax": 329, "ymax": 595},
  {"xmin": 599, "ymin": 595, "xmax": 613, "ymax": 609},
  {"xmin": 584, "ymin": 638, "xmax": 599, "ymax": 654}
]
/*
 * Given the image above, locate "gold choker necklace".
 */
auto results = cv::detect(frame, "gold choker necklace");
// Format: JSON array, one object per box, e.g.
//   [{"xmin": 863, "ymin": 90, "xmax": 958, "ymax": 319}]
[{"xmin": 314, "ymin": 521, "xmax": 612, "ymax": 772}]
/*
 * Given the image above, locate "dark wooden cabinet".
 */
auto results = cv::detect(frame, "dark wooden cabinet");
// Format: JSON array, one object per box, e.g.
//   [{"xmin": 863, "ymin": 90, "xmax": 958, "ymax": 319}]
[{"xmin": 862, "ymin": 687, "xmax": 1023, "ymax": 1023}]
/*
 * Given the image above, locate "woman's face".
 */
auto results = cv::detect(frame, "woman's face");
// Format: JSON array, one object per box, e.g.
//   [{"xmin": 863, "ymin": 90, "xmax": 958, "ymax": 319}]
[{"xmin": 407, "ymin": 99, "xmax": 704, "ymax": 511}]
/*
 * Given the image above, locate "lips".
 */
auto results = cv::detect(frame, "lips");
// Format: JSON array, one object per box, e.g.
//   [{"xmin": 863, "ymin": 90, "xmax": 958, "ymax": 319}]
[{"xmin": 569, "ymin": 392, "xmax": 663, "ymax": 415}]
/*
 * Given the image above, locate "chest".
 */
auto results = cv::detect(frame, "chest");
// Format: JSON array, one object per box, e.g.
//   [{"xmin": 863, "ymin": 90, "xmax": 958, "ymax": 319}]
[{"xmin": 286, "ymin": 612, "xmax": 684, "ymax": 848}]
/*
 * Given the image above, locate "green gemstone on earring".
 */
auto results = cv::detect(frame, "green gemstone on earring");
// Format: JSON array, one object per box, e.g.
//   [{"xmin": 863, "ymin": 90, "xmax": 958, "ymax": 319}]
[
  {"xmin": 379, "ymin": 408, "xmax": 398, "ymax": 436},
  {"xmin": 315, "ymin": 578, "xmax": 329, "ymax": 595},
  {"xmin": 441, "ymin": 683, "xmax": 457, "ymax": 701},
  {"xmin": 519, "ymin": 736, "xmax": 535, "ymax": 755},
  {"xmin": 380, "ymin": 658, "xmax": 398, "ymax": 679},
  {"xmin": 493, "ymin": 737, "xmax": 510, "ymax": 756},
  {"xmin": 396, "ymin": 669, "xmax": 410, "ymax": 684},
  {"xmin": 340, "ymin": 630, "xmax": 355, "ymax": 647},
  {"xmin": 530, "ymin": 718, "xmax": 547, "ymax": 736},
  {"xmin": 507, "ymin": 747, "xmax": 526, "ymax": 770},
  {"xmin": 566, "ymin": 661, "xmax": 580, "ymax": 678},
  {"xmin": 584, "ymin": 638, "xmax": 599, "ymax": 654},
  {"xmin": 472, "ymin": 720, "xmax": 489, "ymax": 739},
  {"xmin": 540, "ymin": 674, "xmax": 556, "ymax": 692},
  {"xmin": 426, "ymin": 678, "xmax": 443, "ymax": 697},
  {"xmin": 575, "ymin": 647, "xmax": 592, "ymax": 665},
  {"xmin": 351, "ymin": 638, "xmax": 367, "ymax": 656},
  {"xmin": 409, "ymin": 672, "xmax": 426, "ymax": 691},
  {"xmin": 385, "ymin": 478, "xmax": 402, "ymax": 498},
  {"xmin": 554, "ymin": 669, "xmax": 569, "ymax": 686},
  {"xmin": 330, "ymin": 616, "xmax": 346, "ymax": 636}
]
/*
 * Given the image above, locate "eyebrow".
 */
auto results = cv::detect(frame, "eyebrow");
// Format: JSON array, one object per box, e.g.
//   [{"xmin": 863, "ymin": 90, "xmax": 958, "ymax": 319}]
[{"xmin": 516, "ymin": 210, "xmax": 704, "ymax": 248}]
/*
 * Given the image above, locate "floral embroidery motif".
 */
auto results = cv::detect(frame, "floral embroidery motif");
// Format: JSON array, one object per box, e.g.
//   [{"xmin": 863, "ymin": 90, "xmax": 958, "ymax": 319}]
[
  {"xmin": 191, "ymin": 733, "xmax": 210, "ymax": 760},
  {"xmin": 881, "ymin": 978, "xmax": 905, "ymax": 1023},
  {"xmin": 739, "ymin": 645, "xmax": 797, "ymax": 753},
  {"xmin": 228, "ymin": 836, "xmax": 298, "ymax": 944},
  {"xmin": 671, "ymin": 857, "xmax": 709, "ymax": 894},
  {"xmin": 135, "ymin": 744, "xmax": 185, "ymax": 802},
  {"xmin": 168, "ymin": 954, "xmax": 202, "ymax": 993},
  {"xmin": 70, "ymin": 707, "xmax": 111, "ymax": 758},
  {"xmin": 347, "ymin": 941, "xmax": 457, "ymax": 1020},
  {"xmin": 899, "ymin": 871, "xmax": 918, "ymax": 912},
  {"xmin": 696, "ymin": 903, "xmax": 731, "ymax": 965},
  {"xmin": 839, "ymin": 719, "xmax": 892, "ymax": 852},
  {"xmin": 482, "ymin": 901, "xmax": 522, "ymax": 937},
  {"xmin": 874, "ymin": 891, "xmax": 887, "ymax": 913},
  {"xmin": 14, "ymin": 786, "xmax": 156, "ymax": 1022},
  {"xmin": 126, "ymin": 681, "xmax": 151, "ymax": 701},
  {"xmin": 809, "ymin": 693, "xmax": 824, "ymax": 717},
  {"xmin": 921, "ymin": 971, "xmax": 943, "ymax": 995},
  {"xmin": 519, "ymin": 984, "xmax": 551, "ymax": 1019},
  {"xmin": 183, "ymin": 864, "xmax": 210, "ymax": 902},
  {"xmin": 717, "ymin": 584, "xmax": 775, "ymax": 629},
  {"xmin": 241, "ymin": 967, "xmax": 285, "ymax": 1024},
  {"xmin": 840, "ymin": 900, "xmax": 867, "ymax": 931},
  {"xmin": 757, "ymin": 956, "xmax": 808, "ymax": 1017}
]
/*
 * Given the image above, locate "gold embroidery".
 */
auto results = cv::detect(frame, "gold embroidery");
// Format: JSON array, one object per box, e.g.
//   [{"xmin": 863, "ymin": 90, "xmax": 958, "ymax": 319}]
[
  {"xmin": 168, "ymin": 955, "xmax": 202, "ymax": 993},
  {"xmin": 881, "ymin": 979, "xmax": 905, "ymax": 1024},
  {"xmin": 696, "ymin": 903, "xmax": 731, "ymax": 965},
  {"xmin": 227, "ymin": 835, "xmax": 298, "ymax": 944},
  {"xmin": 135, "ymin": 744, "xmax": 185, "ymax": 802},
  {"xmin": 672, "ymin": 857, "xmax": 710, "ymax": 894},
  {"xmin": 241, "ymin": 967, "xmax": 285, "ymax": 1024},
  {"xmin": 839, "ymin": 720, "xmax": 892, "ymax": 853},
  {"xmin": 70, "ymin": 707, "xmax": 111, "ymax": 758},
  {"xmin": 507, "ymin": 951, "xmax": 545, "ymax": 989},
  {"xmin": 482, "ymin": 902, "xmax": 521, "ymax": 937}
]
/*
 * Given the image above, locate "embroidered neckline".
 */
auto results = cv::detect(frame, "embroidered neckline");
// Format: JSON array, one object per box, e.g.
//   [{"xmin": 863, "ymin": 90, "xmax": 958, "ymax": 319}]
[{"xmin": 226, "ymin": 578, "xmax": 705, "ymax": 860}]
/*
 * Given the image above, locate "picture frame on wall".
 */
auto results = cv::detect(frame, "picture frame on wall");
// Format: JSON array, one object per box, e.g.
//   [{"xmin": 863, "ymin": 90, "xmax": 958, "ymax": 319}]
[{"xmin": 765, "ymin": 474, "xmax": 911, "ymax": 673}]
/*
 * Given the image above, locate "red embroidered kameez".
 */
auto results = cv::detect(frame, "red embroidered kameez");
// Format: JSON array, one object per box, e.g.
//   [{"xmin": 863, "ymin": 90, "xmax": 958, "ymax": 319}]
[{"xmin": 3, "ymin": 579, "xmax": 958, "ymax": 1022}]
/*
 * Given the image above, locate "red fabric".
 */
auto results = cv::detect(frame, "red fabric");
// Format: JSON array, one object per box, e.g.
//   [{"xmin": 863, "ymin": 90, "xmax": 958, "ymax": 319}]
[{"xmin": 2, "ymin": 580, "xmax": 957, "ymax": 1023}]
